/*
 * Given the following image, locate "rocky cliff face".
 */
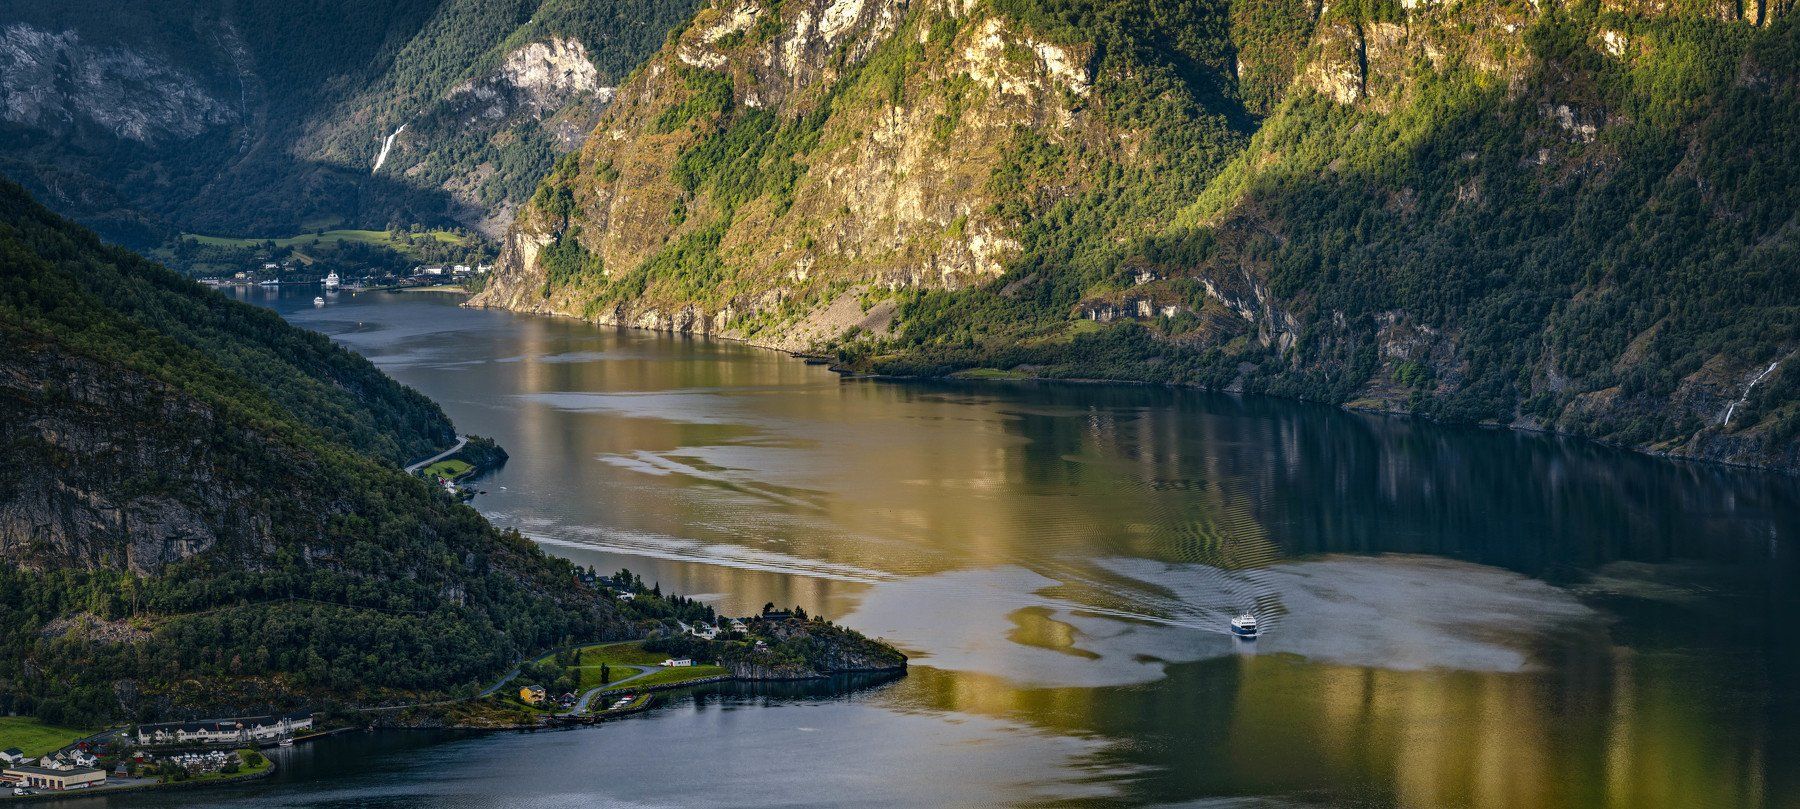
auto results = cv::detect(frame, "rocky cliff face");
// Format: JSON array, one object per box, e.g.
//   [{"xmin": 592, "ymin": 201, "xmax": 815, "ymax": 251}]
[
  {"xmin": 0, "ymin": 339, "xmax": 277, "ymax": 574},
  {"xmin": 0, "ymin": 23, "xmax": 240, "ymax": 143},
  {"xmin": 0, "ymin": 0, "xmax": 700, "ymax": 242},
  {"xmin": 371, "ymin": 37, "xmax": 619, "ymax": 236},
  {"xmin": 472, "ymin": 0, "xmax": 1191, "ymax": 350},
  {"xmin": 484, "ymin": 0, "xmax": 1800, "ymax": 472}
]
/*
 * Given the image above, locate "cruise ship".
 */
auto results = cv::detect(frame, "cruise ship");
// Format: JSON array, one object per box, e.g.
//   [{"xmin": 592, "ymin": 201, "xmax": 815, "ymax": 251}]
[{"xmin": 323, "ymin": 271, "xmax": 340, "ymax": 290}]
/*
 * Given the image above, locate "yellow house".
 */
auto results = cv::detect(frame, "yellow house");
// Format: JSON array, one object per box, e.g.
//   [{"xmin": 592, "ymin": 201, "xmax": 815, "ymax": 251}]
[{"xmin": 520, "ymin": 685, "xmax": 547, "ymax": 704}]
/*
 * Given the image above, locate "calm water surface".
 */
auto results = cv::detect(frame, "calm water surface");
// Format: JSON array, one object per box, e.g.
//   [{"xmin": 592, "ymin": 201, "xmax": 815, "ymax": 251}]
[{"xmin": 62, "ymin": 287, "xmax": 1800, "ymax": 808}]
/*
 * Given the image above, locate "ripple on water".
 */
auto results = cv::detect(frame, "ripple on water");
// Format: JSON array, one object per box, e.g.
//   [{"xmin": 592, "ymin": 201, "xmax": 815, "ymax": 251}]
[{"xmin": 844, "ymin": 555, "xmax": 1599, "ymax": 688}]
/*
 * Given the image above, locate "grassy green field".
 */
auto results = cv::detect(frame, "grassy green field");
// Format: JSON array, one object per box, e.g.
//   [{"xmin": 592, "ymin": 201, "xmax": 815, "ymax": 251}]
[
  {"xmin": 422, "ymin": 459, "xmax": 473, "ymax": 480},
  {"xmin": 184, "ymin": 229, "xmax": 469, "ymax": 249},
  {"xmin": 0, "ymin": 717, "xmax": 95, "ymax": 758},
  {"xmin": 611, "ymin": 665, "xmax": 728, "ymax": 690},
  {"xmin": 950, "ymin": 368, "xmax": 1035, "ymax": 380},
  {"xmin": 571, "ymin": 641, "xmax": 669, "ymax": 667},
  {"xmin": 556, "ymin": 641, "xmax": 730, "ymax": 691}
]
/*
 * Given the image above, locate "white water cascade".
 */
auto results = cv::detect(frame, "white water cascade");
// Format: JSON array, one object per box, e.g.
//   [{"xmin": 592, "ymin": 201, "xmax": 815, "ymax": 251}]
[
  {"xmin": 372, "ymin": 124, "xmax": 407, "ymax": 174},
  {"xmin": 1723, "ymin": 360, "xmax": 1781, "ymax": 427}
]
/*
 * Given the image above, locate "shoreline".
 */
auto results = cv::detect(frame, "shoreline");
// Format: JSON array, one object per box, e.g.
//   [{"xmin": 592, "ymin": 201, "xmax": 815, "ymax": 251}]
[
  {"xmin": 0, "ymin": 752, "xmax": 274, "ymax": 803},
  {"xmin": 458, "ymin": 299, "xmax": 1797, "ymax": 478}
]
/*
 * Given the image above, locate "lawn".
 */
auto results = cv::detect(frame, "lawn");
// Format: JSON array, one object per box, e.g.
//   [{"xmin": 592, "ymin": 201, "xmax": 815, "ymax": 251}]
[
  {"xmin": 570, "ymin": 641, "xmax": 670, "ymax": 668},
  {"xmin": 609, "ymin": 665, "xmax": 728, "ymax": 690},
  {"xmin": 553, "ymin": 641, "xmax": 730, "ymax": 691},
  {"xmin": 422, "ymin": 459, "xmax": 473, "ymax": 480},
  {"xmin": 951, "ymin": 367, "xmax": 1034, "ymax": 380},
  {"xmin": 184, "ymin": 229, "xmax": 469, "ymax": 250},
  {"xmin": 0, "ymin": 716, "xmax": 95, "ymax": 758},
  {"xmin": 573, "ymin": 663, "xmax": 648, "ymax": 691}
]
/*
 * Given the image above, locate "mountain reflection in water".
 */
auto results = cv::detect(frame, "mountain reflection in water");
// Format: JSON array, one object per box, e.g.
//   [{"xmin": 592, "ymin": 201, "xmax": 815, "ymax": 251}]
[{"xmin": 113, "ymin": 286, "xmax": 1792, "ymax": 809}]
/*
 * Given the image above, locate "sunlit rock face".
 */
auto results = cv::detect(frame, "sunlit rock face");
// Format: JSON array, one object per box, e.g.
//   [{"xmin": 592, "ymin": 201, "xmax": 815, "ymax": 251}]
[{"xmin": 473, "ymin": 0, "xmax": 1106, "ymax": 350}]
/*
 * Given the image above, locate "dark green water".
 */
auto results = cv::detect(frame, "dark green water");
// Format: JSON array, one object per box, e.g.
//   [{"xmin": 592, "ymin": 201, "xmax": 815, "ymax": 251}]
[{"xmin": 61, "ymin": 287, "xmax": 1800, "ymax": 808}]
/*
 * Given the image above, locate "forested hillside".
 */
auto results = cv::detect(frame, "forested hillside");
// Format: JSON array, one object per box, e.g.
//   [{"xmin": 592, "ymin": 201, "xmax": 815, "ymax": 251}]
[
  {"xmin": 0, "ymin": 0, "xmax": 699, "ymax": 245},
  {"xmin": 0, "ymin": 180, "xmax": 629, "ymax": 725},
  {"xmin": 478, "ymin": 0, "xmax": 1800, "ymax": 472}
]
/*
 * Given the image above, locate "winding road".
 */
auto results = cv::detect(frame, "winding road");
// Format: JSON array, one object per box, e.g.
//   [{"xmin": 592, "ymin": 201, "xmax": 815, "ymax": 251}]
[
  {"xmin": 405, "ymin": 435, "xmax": 468, "ymax": 474},
  {"xmin": 562, "ymin": 666, "xmax": 656, "ymax": 716}
]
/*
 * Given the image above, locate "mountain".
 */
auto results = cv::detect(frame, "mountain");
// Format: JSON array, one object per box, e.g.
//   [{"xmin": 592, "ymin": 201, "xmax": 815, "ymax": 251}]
[
  {"xmin": 473, "ymin": 0, "xmax": 1800, "ymax": 472},
  {"xmin": 0, "ymin": 179, "xmax": 628, "ymax": 725},
  {"xmin": 0, "ymin": 0, "xmax": 700, "ymax": 246}
]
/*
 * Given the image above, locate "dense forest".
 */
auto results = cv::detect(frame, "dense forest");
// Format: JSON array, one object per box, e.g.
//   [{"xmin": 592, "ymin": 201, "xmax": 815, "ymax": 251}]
[{"xmin": 0, "ymin": 179, "xmax": 631, "ymax": 725}]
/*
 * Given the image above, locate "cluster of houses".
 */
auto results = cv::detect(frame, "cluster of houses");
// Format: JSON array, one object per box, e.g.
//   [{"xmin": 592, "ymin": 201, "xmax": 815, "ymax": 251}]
[
  {"xmin": 134, "ymin": 712, "xmax": 313, "ymax": 747},
  {"xmin": 144, "ymin": 749, "xmax": 238, "ymax": 775},
  {"xmin": 518, "ymin": 685, "xmax": 581, "ymax": 711},
  {"xmin": 414, "ymin": 263, "xmax": 490, "ymax": 279}
]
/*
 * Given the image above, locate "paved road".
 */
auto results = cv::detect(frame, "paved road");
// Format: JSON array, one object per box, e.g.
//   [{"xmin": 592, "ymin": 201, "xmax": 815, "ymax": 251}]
[
  {"xmin": 563, "ymin": 666, "xmax": 656, "ymax": 716},
  {"xmin": 404, "ymin": 435, "xmax": 468, "ymax": 474}
]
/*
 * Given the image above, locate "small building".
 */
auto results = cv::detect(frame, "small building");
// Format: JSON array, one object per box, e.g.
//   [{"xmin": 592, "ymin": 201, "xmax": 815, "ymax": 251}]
[
  {"xmin": 661, "ymin": 658, "xmax": 693, "ymax": 668},
  {"xmin": 0, "ymin": 749, "xmax": 23, "ymax": 765},
  {"xmin": 520, "ymin": 685, "xmax": 547, "ymax": 704},
  {"xmin": 4, "ymin": 764, "xmax": 106, "ymax": 791},
  {"xmin": 135, "ymin": 713, "xmax": 313, "ymax": 746},
  {"xmin": 616, "ymin": 592, "xmax": 635, "ymax": 602}
]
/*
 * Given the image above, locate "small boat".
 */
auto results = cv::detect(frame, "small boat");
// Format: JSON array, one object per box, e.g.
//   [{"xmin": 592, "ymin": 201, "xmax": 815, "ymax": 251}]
[
  {"xmin": 313, "ymin": 296, "xmax": 325, "ymax": 306},
  {"xmin": 279, "ymin": 737, "xmax": 294, "ymax": 747},
  {"xmin": 1230, "ymin": 613, "xmax": 1260, "ymax": 639}
]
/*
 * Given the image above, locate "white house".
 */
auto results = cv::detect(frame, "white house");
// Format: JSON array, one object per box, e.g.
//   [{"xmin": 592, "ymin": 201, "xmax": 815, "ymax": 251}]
[
  {"xmin": 0, "ymin": 749, "xmax": 24, "ymax": 765},
  {"xmin": 661, "ymin": 658, "xmax": 693, "ymax": 668},
  {"xmin": 135, "ymin": 713, "xmax": 313, "ymax": 747}
]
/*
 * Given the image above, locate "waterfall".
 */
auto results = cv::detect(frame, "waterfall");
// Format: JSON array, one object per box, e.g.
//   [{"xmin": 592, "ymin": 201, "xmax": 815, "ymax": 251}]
[
  {"xmin": 1723, "ymin": 360, "xmax": 1781, "ymax": 427},
  {"xmin": 372, "ymin": 124, "xmax": 407, "ymax": 174}
]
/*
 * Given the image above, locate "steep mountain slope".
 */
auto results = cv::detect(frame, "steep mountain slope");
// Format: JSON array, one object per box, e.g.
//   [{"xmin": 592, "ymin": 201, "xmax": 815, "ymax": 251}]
[
  {"xmin": 477, "ymin": 0, "xmax": 1800, "ymax": 472},
  {"xmin": 0, "ymin": 0, "xmax": 699, "ymax": 245},
  {"xmin": 0, "ymin": 180, "xmax": 628, "ymax": 724}
]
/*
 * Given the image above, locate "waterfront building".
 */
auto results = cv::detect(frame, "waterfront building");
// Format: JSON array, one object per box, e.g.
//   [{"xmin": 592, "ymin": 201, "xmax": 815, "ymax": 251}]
[
  {"xmin": 134, "ymin": 712, "xmax": 313, "ymax": 746},
  {"xmin": 3, "ymin": 764, "xmax": 106, "ymax": 791},
  {"xmin": 520, "ymin": 685, "xmax": 547, "ymax": 704}
]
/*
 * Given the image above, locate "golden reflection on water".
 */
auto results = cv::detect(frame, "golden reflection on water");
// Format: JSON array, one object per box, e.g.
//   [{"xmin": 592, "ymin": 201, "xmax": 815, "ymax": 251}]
[
  {"xmin": 882, "ymin": 648, "xmax": 1777, "ymax": 809},
  {"xmin": 281, "ymin": 292, "xmax": 1799, "ymax": 808}
]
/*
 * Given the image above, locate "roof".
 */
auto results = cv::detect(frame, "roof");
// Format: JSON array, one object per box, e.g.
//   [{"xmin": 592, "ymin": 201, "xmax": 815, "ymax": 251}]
[
  {"xmin": 5, "ymin": 765, "xmax": 103, "ymax": 777},
  {"xmin": 138, "ymin": 712, "xmax": 312, "ymax": 734},
  {"xmin": 1, "ymin": 748, "xmax": 20, "ymax": 756}
]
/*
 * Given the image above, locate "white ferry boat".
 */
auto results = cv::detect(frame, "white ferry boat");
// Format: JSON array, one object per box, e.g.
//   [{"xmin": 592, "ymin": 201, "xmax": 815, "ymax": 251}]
[
  {"xmin": 1229, "ymin": 613, "xmax": 1260, "ymax": 640},
  {"xmin": 323, "ymin": 272, "xmax": 340, "ymax": 289}
]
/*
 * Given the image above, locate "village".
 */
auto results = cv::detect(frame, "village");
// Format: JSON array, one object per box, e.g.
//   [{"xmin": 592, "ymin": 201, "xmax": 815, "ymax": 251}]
[
  {"xmin": 1, "ymin": 713, "xmax": 306, "ymax": 797},
  {"xmin": 0, "ymin": 568, "xmax": 901, "ymax": 799},
  {"xmin": 197, "ymin": 261, "xmax": 491, "ymax": 292}
]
